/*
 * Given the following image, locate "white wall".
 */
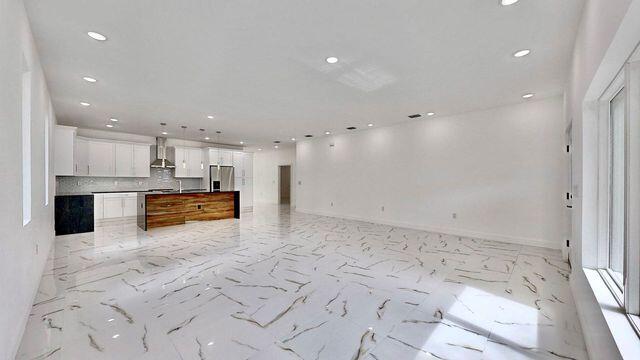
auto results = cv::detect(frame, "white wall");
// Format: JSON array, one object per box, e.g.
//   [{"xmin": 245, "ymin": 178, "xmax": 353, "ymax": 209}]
[
  {"xmin": 565, "ymin": 0, "xmax": 637, "ymax": 358},
  {"xmin": 0, "ymin": 0, "xmax": 56, "ymax": 358},
  {"xmin": 296, "ymin": 96, "xmax": 566, "ymax": 249},
  {"xmin": 253, "ymin": 146, "xmax": 296, "ymax": 205}
]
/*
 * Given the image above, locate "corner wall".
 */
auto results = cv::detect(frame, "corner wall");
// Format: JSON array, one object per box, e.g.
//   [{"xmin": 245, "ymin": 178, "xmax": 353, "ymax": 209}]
[
  {"xmin": 0, "ymin": 0, "xmax": 56, "ymax": 358},
  {"xmin": 296, "ymin": 96, "xmax": 567, "ymax": 249},
  {"xmin": 566, "ymin": 0, "xmax": 637, "ymax": 358}
]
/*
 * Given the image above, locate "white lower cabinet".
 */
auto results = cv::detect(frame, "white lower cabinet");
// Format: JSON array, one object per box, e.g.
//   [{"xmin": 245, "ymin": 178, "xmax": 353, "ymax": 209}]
[{"xmin": 95, "ymin": 193, "xmax": 138, "ymax": 220}]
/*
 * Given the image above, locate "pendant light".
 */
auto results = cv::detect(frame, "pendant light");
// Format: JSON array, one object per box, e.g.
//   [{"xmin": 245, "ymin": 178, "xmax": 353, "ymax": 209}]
[
  {"xmin": 181, "ymin": 125, "xmax": 187, "ymax": 169},
  {"xmin": 216, "ymin": 131, "xmax": 222, "ymax": 169}
]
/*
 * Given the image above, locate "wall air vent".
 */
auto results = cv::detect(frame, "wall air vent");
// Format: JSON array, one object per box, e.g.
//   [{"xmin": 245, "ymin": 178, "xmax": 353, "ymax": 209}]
[
  {"xmin": 346, "ymin": 126, "xmax": 357, "ymax": 130},
  {"xmin": 408, "ymin": 114, "xmax": 422, "ymax": 119}
]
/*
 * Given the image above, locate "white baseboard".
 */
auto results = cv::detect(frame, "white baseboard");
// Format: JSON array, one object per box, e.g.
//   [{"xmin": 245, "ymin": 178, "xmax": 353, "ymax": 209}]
[{"xmin": 295, "ymin": 208, "xmax": 559, "ymax": 249}]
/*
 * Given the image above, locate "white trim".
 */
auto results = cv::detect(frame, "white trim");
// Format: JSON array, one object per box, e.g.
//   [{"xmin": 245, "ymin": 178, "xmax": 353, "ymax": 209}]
[
  {"xmin": 582, "ymin": 268, "xmax": 640, "ymax": 358},
  {"xmin": 296, "ymin": 208, "xmax": 559, "ymax": 249}
]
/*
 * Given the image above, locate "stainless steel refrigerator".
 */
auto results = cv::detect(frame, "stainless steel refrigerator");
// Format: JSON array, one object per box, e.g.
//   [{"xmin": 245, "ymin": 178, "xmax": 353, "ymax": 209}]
[{"xmin": 210, "ymin": 165, "xmax": 235, "ymax": 192}]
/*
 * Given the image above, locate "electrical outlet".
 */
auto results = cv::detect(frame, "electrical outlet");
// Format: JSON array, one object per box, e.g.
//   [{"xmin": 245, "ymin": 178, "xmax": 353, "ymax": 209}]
[
  {"xmin": 331, "ymin": 201, "xmax": 334, "ymax": 207},
  {"xmin": 381, "ymin": 206, "xmax": 385, "ymax": 212},
  {"xmin": 452, "ymin": 213, "xmax": 457, "ymax": 219},
  {"xmin": 114, "ymin": 180, "xmax": 118, "ymax": 186}
]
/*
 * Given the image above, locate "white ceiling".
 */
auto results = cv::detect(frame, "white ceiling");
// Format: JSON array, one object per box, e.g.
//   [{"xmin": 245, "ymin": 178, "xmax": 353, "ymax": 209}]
[{"xmin": 25, "ymin": 0, "xmax": 584, "ymax": 148}]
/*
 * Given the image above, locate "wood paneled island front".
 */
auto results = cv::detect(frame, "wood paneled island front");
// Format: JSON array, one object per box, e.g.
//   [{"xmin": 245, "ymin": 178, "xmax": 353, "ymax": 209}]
[{"xmin": 137, "ymin": 191, "xmax": 239, "ymax": 230}]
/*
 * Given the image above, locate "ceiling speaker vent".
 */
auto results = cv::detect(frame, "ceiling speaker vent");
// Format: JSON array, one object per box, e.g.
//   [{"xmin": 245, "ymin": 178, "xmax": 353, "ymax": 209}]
[
  {"xmin": 408, "ymin": 114, "xmax": 422, "ymax": 119},
  {"xmin": 346, "ymin": 126, "xmax": 357, "ymax": 130}
]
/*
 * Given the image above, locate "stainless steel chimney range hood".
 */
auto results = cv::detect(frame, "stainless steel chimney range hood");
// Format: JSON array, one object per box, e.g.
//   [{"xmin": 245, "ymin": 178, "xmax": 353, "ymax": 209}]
[{"xmin": 150, "ymin": 137, "xmax": 175, "ymax": 168}]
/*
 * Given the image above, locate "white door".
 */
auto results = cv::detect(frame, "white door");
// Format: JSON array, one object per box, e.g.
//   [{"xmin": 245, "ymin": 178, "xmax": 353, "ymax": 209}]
[
  {"xmin": 123, "ymin": 197, "xmax": 137, "ymax": 217},
  {"xmin": 243, "ymin": 153, "xmax": 253, "ymax": 178},
  {"xmin": 75, "ymin": 138, "xmax": 90, "ymax": 176},
  {"xmin": 220, "ymin": 150, "xmax": 233, "ymax": 166},
  {"xmin": 174, "ymin": 147, "xmax": 188, "ymax": 177},
  {"xmin": 103, "ymin": 198, "xmax": 123, "ymax": 218},
  {"xmin": 133, "ymin": 145, "xmax": 150, "ymax": 177},
  {"xmin": 188, "ymin": 148, "xmax": 203, "ymax": 177},
  {"xmin": 88, "ymin": 141, "xmax": 114, "ymax": 176},
  {"xmin": 115, "ymin": 143, "xmax": 134, "ymax": 177}
]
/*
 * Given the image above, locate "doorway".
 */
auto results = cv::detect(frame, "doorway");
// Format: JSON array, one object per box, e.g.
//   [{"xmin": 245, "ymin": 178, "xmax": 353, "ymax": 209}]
[{"xmin": 278, "ymin": 165, "xmax": 291, "ymax": 205}]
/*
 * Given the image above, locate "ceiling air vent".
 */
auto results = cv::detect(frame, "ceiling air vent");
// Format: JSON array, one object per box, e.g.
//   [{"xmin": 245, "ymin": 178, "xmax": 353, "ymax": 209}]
[
  {"xmin": 304, "ymin": 135, "xmax": 313, "ymax": 138},
  {"xmin": 408, "ymin": 114, "xmax": 422, "ymax": 119},
  {"xmin": 273, "ymin": 140, "xmax": 281, "ymax": 144},
  {"xmin": 346, "ymin": 126, "xmax": 357, "ymax": 130}
]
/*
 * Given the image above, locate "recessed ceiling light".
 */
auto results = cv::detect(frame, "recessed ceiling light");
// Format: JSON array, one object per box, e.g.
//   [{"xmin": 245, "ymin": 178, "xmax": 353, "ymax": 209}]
[
  {"xmin": 258, "ymin": 148, "xmax": 262, "ymax": 151},
  {"xmin": 513, "ymin": 49, "xmax": 531, "ymax": 58},
  {"xmin": 522, "ymin": 93, "xmax": 535, "ymax": 99},
  {"xmin": 367, "ymin": 123, "xmax": 373, "ymax": 127},
  {"xmin": 161, "ymin": 131, "xmax": 168, "ymax": 135},
  {"xmin": 501, "ymin": 0, "xmax": 519, "ymax": 5},
  {"xmin": 207, "ymin": 115, "xmax": 214, "ymax": 119},
  {"xmin": 80, "ymin": 102, "xmax": 90, "ymax": 106},
  {"xmin": 110, "ymin": 118, "xmax": 118, "ymax": 122},
  {"xmin": 106, "ymin": 124, "xmax": 114, "ymax": 128},
  {"xmin": 427, "ymin": 112, "xmax": 436, "ymax": 116},
  {"xmin": 291, "ymin": 138, "xmax": 296, "ymax": 141},
  {"xmin": 112, "ymin": 334, "xmax": 120, "ymax": 339},
  {"xmin": 83, "ymin": 76, "xmax": 97, "ymax": 83},
  {"xmin": 87, "ymin": 31, "xmax": 107, "ymax": 41},
  {"xmin": 204, "ymin": 137, "xmax": 210, "ymax": 140},
  {"xmin": 240, "ymin": 141, "xmax": 244, "ymax": 144},
  {"xmin": 274, "ymin": 145, "xmax": 279, "ymax": 149},
  {"xmin": 326, "ymin": 57, "xmax": 339, "ymax": 64},
  {"xmin": 325, "ymin": 131, "xmax": 331, "ymax": 135}
]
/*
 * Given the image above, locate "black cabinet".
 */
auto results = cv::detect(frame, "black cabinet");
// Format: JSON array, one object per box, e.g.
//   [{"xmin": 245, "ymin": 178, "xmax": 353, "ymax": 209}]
[{"xmin": 55, "ymin": 195, "xmax": 94, "ymax": 235}]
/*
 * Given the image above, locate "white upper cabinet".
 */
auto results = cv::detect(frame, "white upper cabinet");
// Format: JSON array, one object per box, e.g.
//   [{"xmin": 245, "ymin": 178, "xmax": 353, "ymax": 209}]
[
  {"xmin": 232, "ymin": 151, "xmax": 244, "ymax": 171},
  {"xmin": 174, "ymin": 146, "xmax": 203, "ymax": 178},
  {"xmin": 188, "ymin": 148, "xmax": 203, "ymax": 177},
  {"xmin": 208, "ymin": 148, "xmax": 219, "ymax": 165},
  {"xmin": 219, "ymin": 150, "xmax": 233, "ymax": 166},
  {"xmin": 115, "ymin": 143, "xmax": 134, "ymax": 177},
  {"xmin": 54, "ymin": 125, "xmax": 76, "ymax": 176},
  {"xmin": 74, "ymin": 138, "xmax": 90, "ymax": 176},
  {"xmin": 115, "ymin": 143, "xmax": 150, "ymax": 177},
  {"xmin": 88, "ymin": 140, "xmax": 115, "ymax": 176},
  {"xmin": 133, "ymin": 145, "xmax": 150, "ymax": 177}
]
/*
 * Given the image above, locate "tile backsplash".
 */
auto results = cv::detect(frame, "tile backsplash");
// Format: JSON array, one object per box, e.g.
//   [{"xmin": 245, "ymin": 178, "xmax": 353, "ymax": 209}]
[{"xmin": 56, "ymin": 168, "xmax": 203, "ymax": 194}]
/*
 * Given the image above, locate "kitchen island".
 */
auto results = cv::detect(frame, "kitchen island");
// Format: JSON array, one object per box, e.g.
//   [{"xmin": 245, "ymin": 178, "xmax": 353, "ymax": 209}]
[{"xmin": 137, "ymin": 190, "xmax": 240, "ymax": 230}]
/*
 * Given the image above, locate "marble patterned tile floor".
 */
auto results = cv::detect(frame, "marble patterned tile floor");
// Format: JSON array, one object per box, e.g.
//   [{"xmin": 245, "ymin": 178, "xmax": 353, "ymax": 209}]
[{"xmin": 16, "ymin": 206, "xmax": 587, "ymax": 360}]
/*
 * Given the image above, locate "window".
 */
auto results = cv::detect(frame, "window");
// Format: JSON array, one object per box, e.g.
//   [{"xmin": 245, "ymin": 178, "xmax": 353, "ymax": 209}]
[
  {"xmin": 22, "ymin": 59, "xmax": 32, "ymax": 226},
  {"xmin": 44, "ymin": 108, "xmax": 50, "ymax": 206},
  {"xmin": 608, "ymin": 87, "xmax": 625, "ymax": 289},
  {"xmin": 596, "ymin": 56, "xmax": 640, "ymax": 334}
]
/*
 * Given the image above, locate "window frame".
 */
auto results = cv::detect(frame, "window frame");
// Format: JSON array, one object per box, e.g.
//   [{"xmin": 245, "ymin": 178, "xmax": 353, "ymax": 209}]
[{"xmin": 596, "ymin": 59, "xmax": 640, "ymax": 336}]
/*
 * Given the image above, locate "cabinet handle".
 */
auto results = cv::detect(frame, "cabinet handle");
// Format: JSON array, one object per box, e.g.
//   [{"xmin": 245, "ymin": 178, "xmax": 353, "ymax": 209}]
[
  {"xmin": 87, "ymin": 165, "xmax": 90, "ymax": 174},
  {"xmin": 75, "ymin": 164, "xmax": 77, "ymax": 173}
]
